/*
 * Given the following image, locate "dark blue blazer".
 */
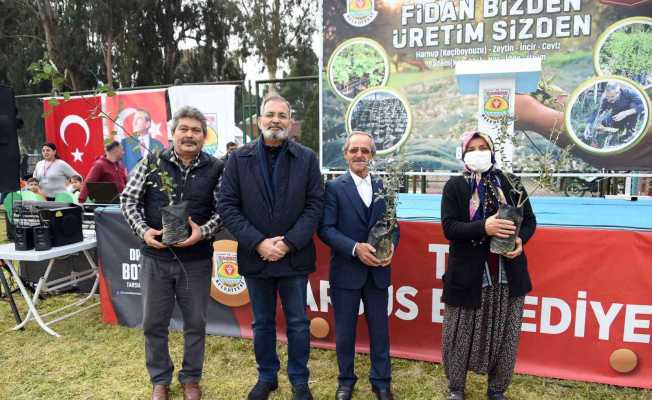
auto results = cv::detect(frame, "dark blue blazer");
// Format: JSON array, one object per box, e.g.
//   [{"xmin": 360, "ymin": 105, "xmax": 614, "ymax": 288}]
[
  {"xmin": 121, "ymin": 135, "xmax": 164, "ymax": 172},
  {"xmin": 318, "ymin": 172, "xmax": 399, "ymax": 290},
  {"xmin": 218, "ymin": 138, "xmax": 324, "ymax": 277}
]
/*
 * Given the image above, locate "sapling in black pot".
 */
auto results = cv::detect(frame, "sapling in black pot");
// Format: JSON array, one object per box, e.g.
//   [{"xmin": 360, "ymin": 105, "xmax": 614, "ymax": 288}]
[{"xmin": 145, "ymin": 157, "xmax": 189, "ymax": 245}]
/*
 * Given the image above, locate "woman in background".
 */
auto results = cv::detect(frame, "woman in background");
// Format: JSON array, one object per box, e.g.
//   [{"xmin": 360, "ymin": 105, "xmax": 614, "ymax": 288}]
[
  {"xmin": 32, "ymin": 143, "xmax": 80, "ymax": 200},
  {"xmin": 440, "ymin": 131, "xmax": 536, "ymax": 400}
]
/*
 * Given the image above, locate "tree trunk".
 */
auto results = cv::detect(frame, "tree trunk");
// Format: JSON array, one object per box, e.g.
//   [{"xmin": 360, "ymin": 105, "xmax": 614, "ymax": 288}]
[
  {"xmin": 33, "ymin": 0, "xmax": 82, "ymax": 90},
  {"xmin": 104, "ymin": 30, "xmax": 114, "ymax": 88}
]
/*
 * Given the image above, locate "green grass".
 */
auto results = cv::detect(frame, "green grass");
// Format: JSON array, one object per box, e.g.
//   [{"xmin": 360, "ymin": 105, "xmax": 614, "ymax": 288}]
[{"xmin": 1, "ymin": 294, "xmax": 651, "ymax": 399}]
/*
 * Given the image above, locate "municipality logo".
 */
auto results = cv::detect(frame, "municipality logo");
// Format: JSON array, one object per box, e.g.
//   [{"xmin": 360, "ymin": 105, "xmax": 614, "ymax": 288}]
[
  {"xmin": 343, "ymin": 0, "xmax": 378, "ymax": 27},
  {"xmin": 213, "ymin": 252, "xmax": 246, "ymax": 295},
  {"xmin": 211, "ymin": 240, "xmax": 250, "ymax": 307},
  {"xmin": 483, "ymin": 89, "xmax": 511, "ymax": 120}
]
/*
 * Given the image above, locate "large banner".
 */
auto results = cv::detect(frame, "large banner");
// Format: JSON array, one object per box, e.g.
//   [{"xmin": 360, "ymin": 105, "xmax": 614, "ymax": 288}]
[
  {"xmin": 98, "ymin": 208, "xmax": 652, "ymax": 389},
  {"xmin": 103, "ymin": 89, "xmax": 170, "ymax": 173},
  {"xmin": 321, "ymin": 1, "xmax": 652, "ymax": 171},
  {"xmin": 43, "ymin": 95, "xmax": 105, "ymax": 176},
  {"xmin": 168, "ymin": 85, "xmax": 239, "ymax": 158}
]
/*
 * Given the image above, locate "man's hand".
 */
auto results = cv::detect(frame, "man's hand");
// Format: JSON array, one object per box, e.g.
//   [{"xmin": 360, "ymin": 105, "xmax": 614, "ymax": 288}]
[
  {"xmin": 144, "ymin": 228, "xmax": 166, "ymax": 249},
  {"xmin": 485, "ymin": 214, "xmax": 516, "ymax": 238},
  {"xmin": 355, "ymin": 243, "xmax": 382, "ymax": 267},
  {"xmin": 256, "ymin": 236, "xmax": 285, "ymax": 262},
  {"xmin": 613, "ymin": 109, "xmax": 634, "ymax": 122},
  {"xmin": 274, "ymin": 239, "xmax": 290, "ymax": 257},
  {"xmin": 174, "ymin": 217, "xmax": 202, "ymax": 248},
  {"xmin": 378, "ymin": 244, "xmax": 395, "ymax": 267},
  {"xmin": 503, "ymin": 237, "xmax": 523, "ymax": 259}
]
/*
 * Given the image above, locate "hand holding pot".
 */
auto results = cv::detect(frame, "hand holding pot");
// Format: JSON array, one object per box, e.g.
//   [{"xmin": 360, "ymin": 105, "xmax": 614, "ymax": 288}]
[
  {"xmin": 485, "ymin": 214, "xmax": 516, "ymax": 238},
  {"xmin": 174, "ymin": 218, "xmax": 202, "ymax": 248},
  {"xmin": 256, "ymin": 236, "xmax": 285, "ymax": 262},
  {"xmin": 355, "ymin": 243, "xmax": 382, "ymax": 267},
  {"xmin": 378, "ymin": 244, "xmax": 394, "ymax": 267},
  {"xmin": 503, "ymin": 237, "xmax": 523, "ymax": 259},
  {"xmin": 144, "ymin": 228, "xmax": 167, "ymax": 249}
]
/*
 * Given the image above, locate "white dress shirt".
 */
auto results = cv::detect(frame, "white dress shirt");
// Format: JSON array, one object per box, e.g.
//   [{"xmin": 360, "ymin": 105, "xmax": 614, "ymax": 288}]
[
  {"xmin": 349, "ymin": 170, "xmax": 373, "ymax": 256},
  {"xmin": 350, "ymin": 170, "xmax": 372, "ymax": 207}
]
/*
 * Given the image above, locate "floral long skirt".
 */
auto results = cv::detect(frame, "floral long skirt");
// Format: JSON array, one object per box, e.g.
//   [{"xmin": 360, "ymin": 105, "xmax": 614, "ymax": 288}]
[{"xmin": 442, "ymin": 283, "xmax": 525, "ymax": 393}]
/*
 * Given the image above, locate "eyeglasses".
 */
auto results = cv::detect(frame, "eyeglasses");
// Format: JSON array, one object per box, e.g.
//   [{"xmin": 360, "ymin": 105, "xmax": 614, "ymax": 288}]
[
  {"xmin": 263, "ymin": 112, "xmax": 289, "ymax": 120},
  {"xmin": 348, "ymin": 147, "xmax": 371, "ymax": 155},
  {"xmin": 176, "ymin": 126, "xmax": 203, "ymax": 134}
]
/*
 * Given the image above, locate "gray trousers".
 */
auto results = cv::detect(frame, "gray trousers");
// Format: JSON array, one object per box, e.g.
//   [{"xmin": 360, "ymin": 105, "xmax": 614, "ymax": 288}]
[{"xmin": 140, "ymin": 254, "xmax": 212, "ymax": 385}]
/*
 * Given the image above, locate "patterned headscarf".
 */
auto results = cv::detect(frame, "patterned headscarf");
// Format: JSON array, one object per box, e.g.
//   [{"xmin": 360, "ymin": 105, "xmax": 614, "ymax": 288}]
[{"xmin": 461, "ymin": 131, "xmax": 506, "ymax": 221}]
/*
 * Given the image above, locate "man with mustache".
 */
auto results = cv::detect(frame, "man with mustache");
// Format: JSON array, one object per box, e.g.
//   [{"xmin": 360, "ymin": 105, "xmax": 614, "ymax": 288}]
[
  {"xmin": 121, "ymin": 106, "xmax": 224, "ymax": 400},
  {"xmin": 318, "ymin": 131, "xmax": 399, "ymax": 400},
  {"xmin": 218, "ymin": 94, "xmax": 324, "ymax": 400}
]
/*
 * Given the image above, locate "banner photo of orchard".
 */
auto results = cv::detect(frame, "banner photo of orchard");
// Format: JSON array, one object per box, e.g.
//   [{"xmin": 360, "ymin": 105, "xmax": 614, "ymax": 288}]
[{"xmin": 321, "ymin": 1, "xmax": 652, "ymax": 172}]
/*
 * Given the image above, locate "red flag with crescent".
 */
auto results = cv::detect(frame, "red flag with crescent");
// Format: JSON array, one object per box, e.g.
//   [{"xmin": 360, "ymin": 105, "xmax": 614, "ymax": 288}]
[{"xmin": 43, "ymin": 95, "xmax": 105, "ymax": 177}]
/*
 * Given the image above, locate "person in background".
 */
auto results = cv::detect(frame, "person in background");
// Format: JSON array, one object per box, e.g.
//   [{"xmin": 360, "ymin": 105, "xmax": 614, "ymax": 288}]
[
  {"xmin": 67, "ymin": 175, "xmax": 83, "ymax": 194},
  {"xmin": 24, "ymin": 177, "xmax": 46, "ymax": 200},
  {"xmin": 440, "ymin": 131, "xmax": 537, "ymax": 400},
  {"xmin": 220, "ymin": 141, "xmax": 238, "ymax": 163},
  {"xmin": 79, "ymin": 141, "xmax": 127, "ymax": 203},
  {"xmin": 32, "ymin": 142, "xmax": 80, "ymax": 200}
]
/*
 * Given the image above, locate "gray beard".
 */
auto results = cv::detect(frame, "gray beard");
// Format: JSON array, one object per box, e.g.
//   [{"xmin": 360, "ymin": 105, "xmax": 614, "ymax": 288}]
[{"xmin": 262, "ymin": 128, "xmax": 288, "ymax": 141}]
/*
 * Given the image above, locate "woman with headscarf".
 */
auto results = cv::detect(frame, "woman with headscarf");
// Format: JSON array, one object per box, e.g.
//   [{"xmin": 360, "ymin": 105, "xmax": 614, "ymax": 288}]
[
  {"xmin": 440, "ymin": 131, "xmax": 537, "ymax": 400},
  {"xmin": 32, "ymin": 143, "xmax": 80, "ymax": 200}
]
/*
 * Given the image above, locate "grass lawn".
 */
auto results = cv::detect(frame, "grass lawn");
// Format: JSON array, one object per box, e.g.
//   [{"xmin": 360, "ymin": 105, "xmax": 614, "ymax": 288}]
[{"xmin": 0, "ymin": 291, "xmax": 650, "ymax": 400}]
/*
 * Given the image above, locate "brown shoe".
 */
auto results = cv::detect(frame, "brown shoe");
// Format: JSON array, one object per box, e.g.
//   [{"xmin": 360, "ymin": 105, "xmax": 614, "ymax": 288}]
[
  {"xmin": 151, "ymin": 384, "xmax": 170, "ymax": 400},
  {"xmin": 182, "ymin": 382, "xmax": 202, "ymax": 400}
]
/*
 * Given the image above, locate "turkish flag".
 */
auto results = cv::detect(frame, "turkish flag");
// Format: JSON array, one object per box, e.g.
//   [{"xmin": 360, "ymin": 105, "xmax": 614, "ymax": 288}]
[
  {"xmin": 104, "ymin": 89, "xmax": 169, "ymax": 145},
  {"xmin": 43, "ymin": 95, "xmax": 105, "ymax": 177}
]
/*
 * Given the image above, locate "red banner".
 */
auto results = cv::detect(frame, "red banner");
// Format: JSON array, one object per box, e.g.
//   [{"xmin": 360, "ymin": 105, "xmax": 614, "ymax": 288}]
[
  {"xmin": 99, "ymin": 217, "xmax": 652, "ymax": 389},
  {"xmin": 43, "ymin": 96, "xmax": 105, "ymax": 177},
  {"xmin": 306, "ymin": 223, "xmax": 652, "ymax": 389}
]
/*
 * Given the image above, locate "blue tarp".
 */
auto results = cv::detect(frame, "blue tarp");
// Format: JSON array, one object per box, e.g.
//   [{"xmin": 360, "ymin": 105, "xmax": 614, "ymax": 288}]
[{"xmin": 396, "ymin": 194, "xmax": 652, "ymax": 231}]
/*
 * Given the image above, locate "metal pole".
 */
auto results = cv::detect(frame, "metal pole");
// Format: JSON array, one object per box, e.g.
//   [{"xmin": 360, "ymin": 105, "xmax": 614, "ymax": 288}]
[{"xmin": 0, "ymin": 264, "xmax": 23, "ymax": 326}]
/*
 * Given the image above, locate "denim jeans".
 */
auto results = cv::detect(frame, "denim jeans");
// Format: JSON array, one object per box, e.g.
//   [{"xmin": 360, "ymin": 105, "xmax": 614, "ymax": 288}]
[
  {"xmin": 140, "ymin": 255, "xmax": 212, "ymax": 385},
  {"xmin": 244, "ymin": 275, "xmax": 310, "ymax": 386}
]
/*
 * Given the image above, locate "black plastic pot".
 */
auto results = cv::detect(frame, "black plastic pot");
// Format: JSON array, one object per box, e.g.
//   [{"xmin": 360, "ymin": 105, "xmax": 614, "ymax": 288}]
[
  {"xmin": 490, "ymin": 203, "xmax": 523, "ymax": 255},
  {"xmin": 161, "ymin": 201, "xmax": 189, "ymax": 245},
  {"xmin": 368, "ymin": 220, "xmax": 394, "ymax": 261}
]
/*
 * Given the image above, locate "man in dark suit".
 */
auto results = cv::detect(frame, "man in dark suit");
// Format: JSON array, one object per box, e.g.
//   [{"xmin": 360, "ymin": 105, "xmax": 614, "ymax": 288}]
[
  {"xmin": 218, "ymin": 94, "xmax": 323, "ymax": 400},
  {"xmin": 121, "ymin": 108, "xmax": 165, "ymax": 172},
  {"xmin": 318, "ymin": 131, "xmax": 399, "ymax": 400}
]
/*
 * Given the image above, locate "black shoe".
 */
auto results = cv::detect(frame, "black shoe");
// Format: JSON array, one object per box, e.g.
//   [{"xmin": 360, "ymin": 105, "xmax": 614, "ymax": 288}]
[
  {"xmin": 446, "ymin": 390, "xmax": 464, "ymax": 400},
  {"xmin": 292, "ymin": 383, "xmax": 313, "ymax": 400},
  {"xmin": 247, "ymin": 380, "xmax": 278, "ymax": 400},
  {"xmin": 487, "ymin": 391, "xmax": 506, "ymax": 400},
  {"xmin": 335, "ymin": 385, "xmax": 353, "ymax": 400},
  {"xmin": 372, "ymin": 386, "xmax": 394, "ymax": 400}
]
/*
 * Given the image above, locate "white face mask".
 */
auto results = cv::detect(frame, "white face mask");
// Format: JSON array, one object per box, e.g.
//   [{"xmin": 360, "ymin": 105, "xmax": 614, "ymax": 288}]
[{"xmin": 464, "ymin": 150, "xmax": 493, "ymax": 173}]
